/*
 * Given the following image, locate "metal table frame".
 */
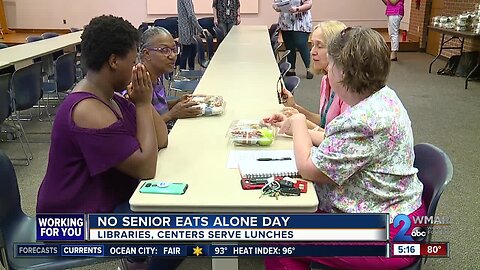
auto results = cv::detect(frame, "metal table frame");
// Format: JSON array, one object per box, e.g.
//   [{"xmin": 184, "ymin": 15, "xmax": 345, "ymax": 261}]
[{"xmin": 427, "ymin": 26, "xmax": 480, "ymax": 89}]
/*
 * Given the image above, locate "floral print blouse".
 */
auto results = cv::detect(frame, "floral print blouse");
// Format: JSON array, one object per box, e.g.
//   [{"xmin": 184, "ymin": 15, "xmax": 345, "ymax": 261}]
[
  {"xmin": 311, "ymin": 86, "xmax": 423, "ymax": 223},
  {"xmin": 276, "ymin": 0, "xmax": 312, "ymax": 33}
]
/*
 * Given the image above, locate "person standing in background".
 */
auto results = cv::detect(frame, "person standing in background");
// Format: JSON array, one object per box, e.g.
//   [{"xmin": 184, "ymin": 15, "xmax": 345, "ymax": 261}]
[
  {"xmin": 273, "ymin": 0, "xmax": 313, "ymax": 79},
  {"xmin": 178, "ymin": 0, "xmax": 204, "ymax": 70},
  {"xmin": 383, "ymin": 0, "xmax": 404, "ymax": 61},
  {"xmin": 212, "ymin": 0, "xmax": 241, "ymax": 34}
]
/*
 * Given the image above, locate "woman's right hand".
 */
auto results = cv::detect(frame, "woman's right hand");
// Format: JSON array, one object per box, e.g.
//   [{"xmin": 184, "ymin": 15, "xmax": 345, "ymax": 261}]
[
  {"xmin": 170, "ymin": 100, "xmax": 203, "ymax": 119},
  {"xmin": 128, "ymin": 64, "xmax": 153, "ymax": 106},
  {"xmin": 282, "ymin": 87, "xmax": 296, "ymax": 107},
  {"xmin": 272, "ymin": 3, "xmax": 281, "ymax": 12}
]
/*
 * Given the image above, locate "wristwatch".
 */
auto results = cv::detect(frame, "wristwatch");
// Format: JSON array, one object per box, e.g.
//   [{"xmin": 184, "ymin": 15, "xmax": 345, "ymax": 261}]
[{"xmin": 296, "ymin": 7, "xmax": 299, "ymax": 12}]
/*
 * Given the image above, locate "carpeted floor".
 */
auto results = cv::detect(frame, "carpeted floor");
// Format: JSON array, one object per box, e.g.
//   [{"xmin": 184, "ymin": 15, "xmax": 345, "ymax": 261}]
[{"xmin": 0, "ymin": 52, "xmax": 479, "ymax": 270}]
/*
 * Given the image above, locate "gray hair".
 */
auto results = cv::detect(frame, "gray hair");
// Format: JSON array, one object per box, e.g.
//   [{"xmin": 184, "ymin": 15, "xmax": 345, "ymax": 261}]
[{"xmin": 139, "ymin": 26, "xmax": 171, "ymax": 52}]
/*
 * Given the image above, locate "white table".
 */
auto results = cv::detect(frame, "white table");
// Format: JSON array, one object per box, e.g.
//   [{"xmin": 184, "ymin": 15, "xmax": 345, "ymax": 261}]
[
  {"xmin": 0, "ymin": 31, "xmax": 81, "ymax": 69},
  {"xmin": 129, "ymin": 25, "xmax": 319, "ymax": 269}
]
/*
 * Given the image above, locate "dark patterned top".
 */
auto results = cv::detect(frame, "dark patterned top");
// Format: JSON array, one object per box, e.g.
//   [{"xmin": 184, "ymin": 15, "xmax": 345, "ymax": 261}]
[
  {"xmin": 178, "ymin": 0, "xmax": 204, "ymax": 45},
  {"xmin": 212, "ymin": 0, "xmax": 241, "ymax": 25},
  {"xmin": 276, "ymin": 0, "xmax": 312, "ymax": 33}
]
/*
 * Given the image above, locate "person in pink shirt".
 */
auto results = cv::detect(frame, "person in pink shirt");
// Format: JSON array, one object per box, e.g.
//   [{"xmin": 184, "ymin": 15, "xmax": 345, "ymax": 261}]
[
  {"xmin": 282, "ymin": 21, "xmax": 349, "ymax": 130},
  {"xmin": 383, "ymin": 0, "xmax": 404, "ymax": 61}
]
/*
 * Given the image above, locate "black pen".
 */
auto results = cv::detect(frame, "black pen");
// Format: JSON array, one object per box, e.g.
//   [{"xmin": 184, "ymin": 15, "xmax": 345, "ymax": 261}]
[{"xmin": 257, "ymin": 157, "xmax": 292, "ymax": 161}]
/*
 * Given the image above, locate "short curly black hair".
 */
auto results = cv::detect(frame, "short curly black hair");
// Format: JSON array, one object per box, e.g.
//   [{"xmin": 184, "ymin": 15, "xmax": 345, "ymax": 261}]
[{"xmin": 81, "ymin": 15, "xmax": 139, "ymax": 71}]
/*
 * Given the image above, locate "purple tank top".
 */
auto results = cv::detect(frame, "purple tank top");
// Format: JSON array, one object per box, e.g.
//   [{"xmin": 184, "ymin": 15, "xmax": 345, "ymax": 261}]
[{"xmin": 36, "ymin": 92, "xmax": 140, "ymax": 213}]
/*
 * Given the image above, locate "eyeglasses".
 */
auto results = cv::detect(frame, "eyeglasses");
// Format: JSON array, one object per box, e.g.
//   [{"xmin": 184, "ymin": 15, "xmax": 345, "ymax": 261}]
[
  {"xmin": 146, "ymin": 44, "xmax": 181, "ymax": 56},
  {"xmin": 276, "ymin": 76, "xmax": 288, "ymax": 104}
]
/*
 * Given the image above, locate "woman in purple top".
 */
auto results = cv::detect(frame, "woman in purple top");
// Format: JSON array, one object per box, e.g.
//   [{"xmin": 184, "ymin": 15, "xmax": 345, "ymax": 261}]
[
  {"xmin": 36, "ymin": 15, "xmax": 169, "ymax": 214},
  {"xmin": 383, "ymin": 0, "xmax": 404, "ymax": 61},
  {"xmin": 138, "ymin": 27, "xmax": 202, "ymax": 132}
]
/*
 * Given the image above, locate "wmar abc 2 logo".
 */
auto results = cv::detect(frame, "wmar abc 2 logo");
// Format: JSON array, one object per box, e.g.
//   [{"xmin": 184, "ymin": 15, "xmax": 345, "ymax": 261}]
[{"xmin": 393, "ymin": 214, "xmax": 450, "ymax": 242}]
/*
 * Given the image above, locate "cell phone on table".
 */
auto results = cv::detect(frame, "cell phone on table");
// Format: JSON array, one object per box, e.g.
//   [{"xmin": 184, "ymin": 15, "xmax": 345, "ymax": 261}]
[{"xmin": 139, "ymin": 181, "xmax": 188, "ymax": 195}]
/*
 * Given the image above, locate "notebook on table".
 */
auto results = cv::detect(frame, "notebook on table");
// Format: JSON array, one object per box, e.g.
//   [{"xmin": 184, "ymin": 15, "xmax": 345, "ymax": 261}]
[{"xmin": 238, "ymin": 158, "xmax": 299, "ymax": 178}]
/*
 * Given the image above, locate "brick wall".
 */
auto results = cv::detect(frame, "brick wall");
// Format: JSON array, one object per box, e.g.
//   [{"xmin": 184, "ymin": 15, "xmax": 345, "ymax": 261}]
[{"xmin": 409, "ymin": 0, "xmax": 480, "ymax": 57}]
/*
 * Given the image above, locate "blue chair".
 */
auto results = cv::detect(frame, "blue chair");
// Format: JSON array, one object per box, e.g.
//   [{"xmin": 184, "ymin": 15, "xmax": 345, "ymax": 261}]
[
  {"xmin": 279, "ymin": 62, "xmax": 291, "ymax": 78},
  {"xmin": 0, "ymin": 150, "xmax": 107, "ymax": 269},
  {"xmin": 154, "ymin": 19, "xmax": 178, "ymax": 39},
  {"xmin": 169, "ymin": 80, "xmax": 199, "ymax": 96},
  {"xmin": 198, "ymin": 17, "xmax": 215, "ymax": 36},
  {"xmin": 283, "ymin": 76, "xmax": 300, "ymax": 94},
  {"xmin": 269, "ymin": 23, "xmax": 279, "ymax": 39},
  {"xmin": 213, "ymin": 26, "xmax": 225, "ymax": 45},
  {"xmin": 0, "ymin": 43, "xmax": 7, "ymax": 49},
  {"xmin": 10, "ymin": 62, "xmax": 45, "ymax": 164},
  {"xmin": 25, "ymin": 36, "xmax": 43, "ymax": 43},
  {"xmin": 0, "ymin": 73, "xmax": 30, "ymax": 163},
  {"xmin": 42, "ymin": 52, "xmax": 76, "ymax": 115},
  {"xmin": 278, "ymin": 50, "xmax": 290, "ymax": 64},
  {"xmin": 310, "ymin": 143, "xmax": 453, "ymax": 270},
  {"xmin": 193, "ymin": 35, "xmax": 209, "ymax": 69}
]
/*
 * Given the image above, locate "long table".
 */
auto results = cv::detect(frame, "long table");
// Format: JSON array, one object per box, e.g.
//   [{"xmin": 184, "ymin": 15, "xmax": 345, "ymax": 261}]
[
  {"xmin": 427, "ymin": 26, "xmax": 480, "ymax": 89},
  {"xmin": 0, "ymin": 31, "xmax": 82, "ymax": 69},
  {"xmin": 129, "ymin": 25, "xmax": 319, "ymax": 269}
]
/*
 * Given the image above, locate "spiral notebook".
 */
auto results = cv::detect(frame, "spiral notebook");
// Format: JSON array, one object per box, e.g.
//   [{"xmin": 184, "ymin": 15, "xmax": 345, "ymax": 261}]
[{"xmin": 238, "ymin": 158, "xmax": 299, "ymax": 178}]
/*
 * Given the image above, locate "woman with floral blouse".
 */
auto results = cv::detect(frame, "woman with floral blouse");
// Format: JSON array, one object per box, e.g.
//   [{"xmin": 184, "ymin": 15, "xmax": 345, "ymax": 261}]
[{"xmin": 264, "ymin": 27, "xmax": 426, "ymax": 270}]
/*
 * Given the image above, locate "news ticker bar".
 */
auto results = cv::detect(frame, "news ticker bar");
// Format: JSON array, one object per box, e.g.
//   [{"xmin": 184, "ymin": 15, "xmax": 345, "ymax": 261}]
[
  {"xmin": 36, "ymin": 214, "xmax": 389, "ymax": 242},
  {"xmin": 392, "ymin": 243, "xmax": 449, "ymax": 257},
  {"xmin": 16, "ymin": 244, "xmax": 389, "ymax": 258}
]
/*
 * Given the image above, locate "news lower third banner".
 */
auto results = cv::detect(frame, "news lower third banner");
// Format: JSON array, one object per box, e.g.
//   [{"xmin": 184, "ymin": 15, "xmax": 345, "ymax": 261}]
[
  {"xmin": 36, "ymin": 214, "xmax": 388, "ymax": 242},
  {"xmin": 15, "ymin": 243, "xmax": 389, "ymax": 257}
]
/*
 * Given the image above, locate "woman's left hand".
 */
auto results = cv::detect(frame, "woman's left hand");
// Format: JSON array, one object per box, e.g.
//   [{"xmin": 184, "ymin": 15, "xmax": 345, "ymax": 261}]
[{"xmin": 289, "ymin": 7, "xmax": 298, "ymax": 13}]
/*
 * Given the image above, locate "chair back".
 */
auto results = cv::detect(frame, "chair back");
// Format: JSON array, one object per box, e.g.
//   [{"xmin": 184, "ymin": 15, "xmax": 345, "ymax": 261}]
[
  {"xmin": 269, "ymin": 23, "xmax": 279, "ymax": 38},
  {"xmin": 204, "ymin": 30, "xmax": 215, "ymax": 60},
  {"xmin": 279, "ymin": 62, "xmax": 291, "ymax": 78},
  {"xmin": 54, "ymin": 52, "xmax": 77, "ymax": 93},
  {"xmin": 414, "ymin": 143, "xmax": 453, "ymax": 219},
  {"xmin": 193, "ymin": 35, "xmax": 208, "ymax": 68},
  {"xmin": 0, "ymin": 151, "xmax": 24, "ymax": 228},
  {"xmin": 11, "ymin": 62, "xmax": 43, "ymax": 111},
  {"xmin": 69, "ymin": 27, "xmax": 82, "ymax": 32},
  {"xmin": 0, "ymin": 43, "xmax": 7, "ymax": 49},
  {"xmin": 154, "ymin": 19, "xmax": 179, "ymax": 38},
  {"xmin": 198, "ymin": 17, "xmax": 215, "ymax": 36},
  {"xmin": 213, "ymin": 26, "xmax": 225, "ymax": 45},
  {"xmin": 26, "ymin": 36, "xmax": 43, "ymax": 43},
  {"xmin": 0, "ymin": 73, "xmax": 12, "ymax": 123},
  {"xmin": 41, "ymin": 32, "xmax": 60, "ymax": 39},
  {"xmin": 284, "ymin": 76, "xmax": 300, "ymax": 94}
]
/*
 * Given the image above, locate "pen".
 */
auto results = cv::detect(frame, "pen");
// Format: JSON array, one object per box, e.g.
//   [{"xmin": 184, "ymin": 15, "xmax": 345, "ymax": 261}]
[{"xmin": 257, "ymin": 157, "xmax": 292, "ymax": 161}]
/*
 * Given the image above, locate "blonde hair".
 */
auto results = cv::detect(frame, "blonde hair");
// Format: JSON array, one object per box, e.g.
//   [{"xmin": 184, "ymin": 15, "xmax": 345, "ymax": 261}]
[
  {"xmin": 311, "ymin": 21, "xmax": 346, "ymax": 74},
  {"xmin": 327, "ymin": 27, "xmax": 390, "ymax": 94}
]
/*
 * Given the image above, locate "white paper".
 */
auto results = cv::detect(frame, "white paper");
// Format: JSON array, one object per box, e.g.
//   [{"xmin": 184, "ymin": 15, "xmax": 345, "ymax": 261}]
[
  {"xmin": 227, "ymin": 150, "xmax": 295, "ymax": 169},
  {"xmin": 275, "ymin": 0, "xmax": 292, "ymax": 13}
]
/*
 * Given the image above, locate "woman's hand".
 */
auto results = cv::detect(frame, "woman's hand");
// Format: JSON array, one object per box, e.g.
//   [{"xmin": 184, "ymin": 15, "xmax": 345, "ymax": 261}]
[
  {"xmin": 282, "ymin": 113, "xmax": 306, "ymax": 135},
  {"xmin": 169, "ymin": 100, "xmax": 203, "ymax": 119},
  {"xmin": 178, "ymin": 94, "xmax": 193, "ymax": 103},
  {"xmin": 281, "ymin": 87, "xmax": 296, "ymax": 107},
  {"xmin": 272, "ymin": 3, "xmax": 281, "ymax": 12},
  {"xmin": 128, "ymin": 64, "xmax": 153, "ymax": 106},
  {"xmin": 282, "ymin": 107, "xmax": 299, "ymax": 117},
  {"xmin": 289, "ymin": 7, "xmax": 298, "ymax": 13}
]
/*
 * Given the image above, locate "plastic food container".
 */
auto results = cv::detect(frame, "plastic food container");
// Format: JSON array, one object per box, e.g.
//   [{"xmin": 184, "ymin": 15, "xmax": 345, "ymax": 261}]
[
  {"xmin": 227, "ymin": 120, "xmax": 277, "ymax": 146},
  {"xmin": 191, "ymin": 95, "xmax": 226, "ymax": 116}
]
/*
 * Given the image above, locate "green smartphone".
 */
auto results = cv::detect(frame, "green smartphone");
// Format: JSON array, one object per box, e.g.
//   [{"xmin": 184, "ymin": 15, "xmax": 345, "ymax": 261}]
[{"xmin": 139, "ymin": 181, "xmax": 188, "ymax": 195}]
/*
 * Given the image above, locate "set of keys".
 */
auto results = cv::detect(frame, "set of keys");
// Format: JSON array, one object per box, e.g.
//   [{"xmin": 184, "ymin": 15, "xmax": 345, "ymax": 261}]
[{"xmin": 259, "ymin": 178, "xmax": 301, "ymax": 199}]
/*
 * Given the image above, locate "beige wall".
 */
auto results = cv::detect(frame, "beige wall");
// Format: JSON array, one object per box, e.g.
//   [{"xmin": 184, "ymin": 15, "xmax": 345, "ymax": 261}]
[{"xmin": 4, "ymin": 0, "xmax": 410, "ymax": 30}]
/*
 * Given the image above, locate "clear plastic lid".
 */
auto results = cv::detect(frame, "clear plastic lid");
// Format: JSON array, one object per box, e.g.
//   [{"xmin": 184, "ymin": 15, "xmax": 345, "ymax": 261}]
[
  {"xmin": 227, "ymin": 120, "xmax": 277, "ymax": 146},
  {"xmin": 191, "ymin": 95, "xmax": 226, "ymax": 116}
]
